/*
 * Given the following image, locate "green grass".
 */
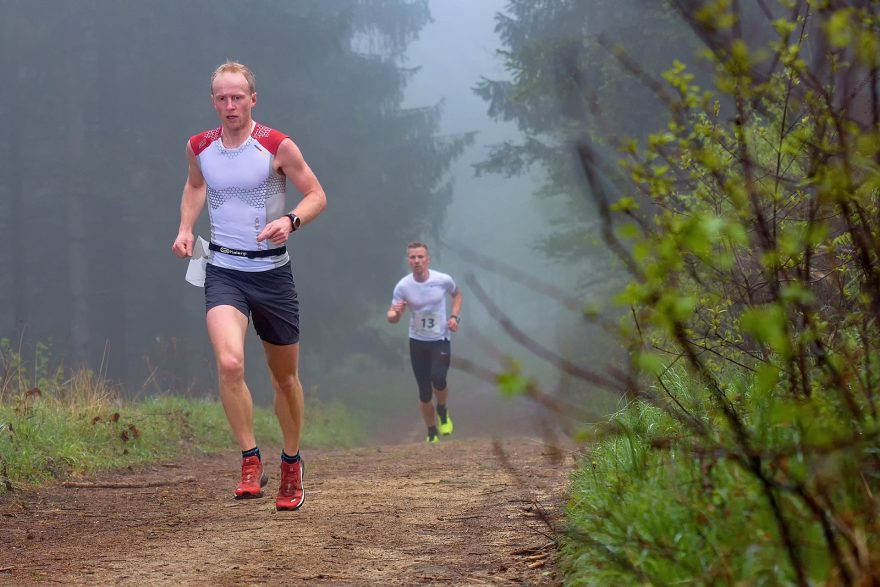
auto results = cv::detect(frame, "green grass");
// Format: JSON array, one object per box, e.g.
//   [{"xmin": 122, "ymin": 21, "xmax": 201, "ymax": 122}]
[
  {"xmin": 560, "ymin": 375, "xmax": 843, "ymax": 586},
  {"xmin": 0, "ymin": 374, "xmax": 365, "ymax": 494}
]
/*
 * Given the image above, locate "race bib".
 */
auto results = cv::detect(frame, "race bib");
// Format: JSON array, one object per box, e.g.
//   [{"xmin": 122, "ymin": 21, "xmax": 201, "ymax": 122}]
[{"xmin": 412, "ymin": 311, "xmax": 443, "ymax": 337}]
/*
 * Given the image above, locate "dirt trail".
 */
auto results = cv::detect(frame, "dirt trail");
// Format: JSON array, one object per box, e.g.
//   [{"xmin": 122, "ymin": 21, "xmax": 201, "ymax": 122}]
[{"xmin": 0, "ymin": 437, "xmax": 569, "ymax": 586}]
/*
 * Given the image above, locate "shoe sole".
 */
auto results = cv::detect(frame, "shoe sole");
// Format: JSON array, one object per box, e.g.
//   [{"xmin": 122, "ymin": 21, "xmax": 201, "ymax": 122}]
[
  {"xmin": 276, "ymin": 497, "xmax": 305, "ymax": 511},
  {"xmin": 234, "ymin": 472, "xmax": 269, "ymax": 499}
]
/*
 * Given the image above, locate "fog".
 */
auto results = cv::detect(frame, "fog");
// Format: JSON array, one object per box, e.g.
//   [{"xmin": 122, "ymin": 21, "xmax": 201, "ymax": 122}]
[
  {"xmin": 0, "ymin": 0, "xmax": 656, "ymax": 441},
  {"xmin": 392, "ymin": 0, "xmax": 613, "ymax": 438}
]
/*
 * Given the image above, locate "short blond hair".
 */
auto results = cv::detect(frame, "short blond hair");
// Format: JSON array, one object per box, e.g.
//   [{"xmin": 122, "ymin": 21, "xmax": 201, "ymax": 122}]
[
  {"xmin": 211, "ymin": 61, "xmax": 256, "ymax": 94},
  {"xmin": 407, "ymin": 241, "xmax": 429, "ymax": 253}
]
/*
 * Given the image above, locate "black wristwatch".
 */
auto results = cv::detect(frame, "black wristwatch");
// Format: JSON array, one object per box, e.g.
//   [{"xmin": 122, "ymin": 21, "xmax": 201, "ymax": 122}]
[
  {"xmin": 451, "ymin": 315, "xmax": 460, "ymax": 324},
  {"xmin": 285, "ymin": 213, "xmax": 301, "ymax": 232}
]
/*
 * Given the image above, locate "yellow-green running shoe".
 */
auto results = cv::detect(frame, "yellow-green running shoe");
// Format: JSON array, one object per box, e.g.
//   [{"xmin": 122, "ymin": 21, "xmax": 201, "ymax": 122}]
[
  {"xmin": 426, "ymin": 434, "xmax": 440, "ymax": 443},
  {"xmin": 438, "ymin": 413, "xmax": 454, "ymax": 436}
]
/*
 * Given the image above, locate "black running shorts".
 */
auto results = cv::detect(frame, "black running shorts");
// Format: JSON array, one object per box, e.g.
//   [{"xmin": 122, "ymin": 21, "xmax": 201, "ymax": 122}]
[{"xmin": 205, "ymin": 261, "xmax": 300, "ymax": 345}]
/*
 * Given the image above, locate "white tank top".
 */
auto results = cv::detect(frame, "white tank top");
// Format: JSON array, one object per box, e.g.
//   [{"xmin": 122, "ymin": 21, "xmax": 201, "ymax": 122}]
[{"xmin": 190, "ymin": 122, "xmax": 290, "ymax": 272}]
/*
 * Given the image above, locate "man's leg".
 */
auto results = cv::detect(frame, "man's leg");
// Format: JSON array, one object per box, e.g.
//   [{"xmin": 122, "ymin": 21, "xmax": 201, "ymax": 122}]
[
  {"xmin": 434, "ymin": 386, "xmax": 453, "ymax": 435},
  {"xmin": 410, "ymin": 340, "xmax": 439, "ymax": 441},
  {"xmin": 431, "ymin": 340, "xmax": 453, "ymax": 435},
  {"xmin": 206, "ymin": 305, "xmax": 255, "ymax": 450},
  {"xmin": 264, "ymin": 341, "xmax": 306, "ymax": 511},
  {"xmin": 434, "ymin": 387, "xmax": 448, "ymax": 407},
  {"xmin": 263, "ymin": 341, "xmax": 303, "ymax": 455},
  {"xmin": 419, "ymin": 400, "xmax": 437, "ymax": 428},
  {"xmin": 207, "ymin": 304, "xmax": 268, "ymax": 498}
]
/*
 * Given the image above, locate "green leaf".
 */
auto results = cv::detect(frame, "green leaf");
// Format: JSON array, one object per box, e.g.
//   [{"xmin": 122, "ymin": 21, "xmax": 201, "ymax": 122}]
[
  {"xmin": 740, "ymin": 306, "xmax": 792, "ymax": 358},
  {"xmin": 610, "ymin": 196, "xmax": 640, "ymax": 213},
  {"xmin": 780, "ymin": 283, "xmax": 815, "ymax": 306},
  {"xmin": 826, "ymin": 9, "xmax": 853, "ymax": 49},
  {"xmin": 497, "ymin": 372, "xmax": 529, "ymax": 398},
  {"xmin": 772, "ymin": 18, "xmax": 797, "ymax": 38},
  {"xmin": 652, "ymin": 294, "xmax": 697, "ymax": 331},
  {"xmin": 634, "ymin": 351, "xmax": 666, "ymax": 376},
  {"xmin": 755, "ymin": 363, "xmax": 781, "ymax": 395},
  {"xmin": 617, "ymin": 222, "xmax": 641, "ymax": 240}
]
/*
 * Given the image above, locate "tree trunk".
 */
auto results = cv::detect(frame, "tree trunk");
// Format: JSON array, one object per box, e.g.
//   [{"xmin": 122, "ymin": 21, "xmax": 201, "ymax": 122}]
[
  {"xmin": 65, "ymin": 17, "xmax": 93, "ymax": 369},
  {"xmin": 2, "ymin": 11, "xmax": 28, "ymax": 337}
]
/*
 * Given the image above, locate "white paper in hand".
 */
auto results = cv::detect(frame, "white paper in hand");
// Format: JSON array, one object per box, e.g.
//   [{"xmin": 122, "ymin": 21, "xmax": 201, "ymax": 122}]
[{"xmin": 185, "ymin": 236, "xmax": 210, "ymax": 287}]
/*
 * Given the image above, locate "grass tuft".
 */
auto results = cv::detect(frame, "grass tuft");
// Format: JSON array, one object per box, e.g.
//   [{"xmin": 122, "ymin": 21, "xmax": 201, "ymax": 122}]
[{"xmin": 0, "ymin": 342, "xmax": 366, "ymax": 494}]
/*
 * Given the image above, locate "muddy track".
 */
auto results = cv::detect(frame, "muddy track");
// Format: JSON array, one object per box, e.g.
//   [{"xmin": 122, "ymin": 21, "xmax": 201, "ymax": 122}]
[{"xmin": 0, "ymin": 438, "xmax": 568, "ymax": 586}]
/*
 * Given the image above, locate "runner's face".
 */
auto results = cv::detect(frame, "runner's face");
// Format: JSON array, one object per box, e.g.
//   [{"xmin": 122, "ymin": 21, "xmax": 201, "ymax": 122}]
[
  {"xmin": 211, "ymin": 72, "xmax": 256, "ymax": 132},
  {"xmin": 407, "ymin": 247, "xmax": 430, "ymax": 276}
]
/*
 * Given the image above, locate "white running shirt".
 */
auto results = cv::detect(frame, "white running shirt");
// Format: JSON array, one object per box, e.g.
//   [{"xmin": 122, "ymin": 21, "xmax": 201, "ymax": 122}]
[
  {"xmin": 392, "ymin": 270, "xmax": 458, "ymax": 341},
  {"xmin": 190, "ymin": 122, "xmax": 290, "ymax": 272}
]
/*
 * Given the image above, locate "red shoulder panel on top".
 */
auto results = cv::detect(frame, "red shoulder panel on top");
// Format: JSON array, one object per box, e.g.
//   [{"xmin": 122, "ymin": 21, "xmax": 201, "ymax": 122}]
[
  {"xmin": 189, "ymin": 128, "xmax": 221, "ymax": 156},
  {"xmin": 252, "ymin": 123, "xmax": 289, "ymax": 155}
]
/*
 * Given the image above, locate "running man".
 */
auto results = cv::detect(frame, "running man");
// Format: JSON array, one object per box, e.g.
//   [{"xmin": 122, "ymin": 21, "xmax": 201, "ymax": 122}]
[
  {"xmin": 387, "ymin": 242, "xmax": 462, "ymax": 443},
  {"xmin": 171, "ymin": 61, "xmax": 326, "ymax": 511}
]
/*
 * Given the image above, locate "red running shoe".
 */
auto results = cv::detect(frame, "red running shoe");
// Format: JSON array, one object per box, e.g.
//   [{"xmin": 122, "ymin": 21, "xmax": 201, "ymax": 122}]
[
  {"xmin": 234, "ymin": 455, "xmax": 268, "ymax": 499},
  {"xmin": 276, "ymin": 459, "xmax": 305, "ymax": 511}
]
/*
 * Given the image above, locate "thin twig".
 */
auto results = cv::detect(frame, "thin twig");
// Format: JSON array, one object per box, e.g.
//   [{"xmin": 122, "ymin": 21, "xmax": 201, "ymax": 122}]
[{"xmin": 62, "ymin": 476, "xmax": 195, "ymax": 489}]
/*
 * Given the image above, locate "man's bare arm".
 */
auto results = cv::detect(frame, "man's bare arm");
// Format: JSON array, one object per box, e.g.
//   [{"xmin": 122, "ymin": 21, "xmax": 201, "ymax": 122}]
[
  {"xmin": 447, "ymin": 288, "xmax": 463, "ymax": 332},
  {"xmin": 172, "ymin": 142, "xmax": 207, "ymax": 258},
  {"xmin": 387, "ymin": 301, "xmax": 407, "ymax": 323},
  {"xmin": 257, "ymin": 138, "xmax": 327, "ymax": 245}
]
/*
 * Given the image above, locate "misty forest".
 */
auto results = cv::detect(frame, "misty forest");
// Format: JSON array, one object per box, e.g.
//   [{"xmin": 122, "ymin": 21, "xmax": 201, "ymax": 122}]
[{"xmin": 2, "ymin": 0, "xmax": 880, "ymax": 585}]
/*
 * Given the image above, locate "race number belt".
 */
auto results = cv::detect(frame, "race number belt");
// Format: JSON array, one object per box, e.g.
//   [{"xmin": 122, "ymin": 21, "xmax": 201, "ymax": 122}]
[{"xmin": 208, "ymin": 243, "xmax": 286, "ymax": 258}]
